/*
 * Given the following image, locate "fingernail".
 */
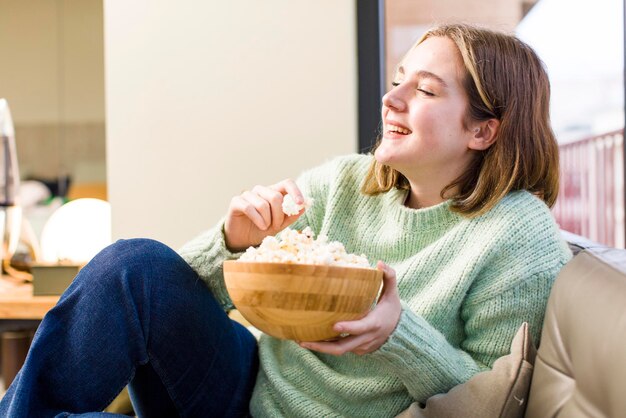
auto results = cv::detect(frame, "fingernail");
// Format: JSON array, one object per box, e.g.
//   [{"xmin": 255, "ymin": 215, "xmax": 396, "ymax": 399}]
[{"xmin": 334, "ymin": 325, "xmax": 343, "ymax": 332}]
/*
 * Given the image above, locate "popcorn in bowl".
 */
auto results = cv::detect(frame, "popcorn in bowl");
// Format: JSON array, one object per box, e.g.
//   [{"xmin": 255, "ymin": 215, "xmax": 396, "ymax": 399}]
[{"xmin": 239, "ymin": 227, "xmax": 371, "ymax": 268}]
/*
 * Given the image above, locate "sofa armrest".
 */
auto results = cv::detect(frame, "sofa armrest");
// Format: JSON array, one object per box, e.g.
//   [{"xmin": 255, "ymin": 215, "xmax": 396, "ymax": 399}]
[{"xmin": 526, "ymin": 248, "xmax": 626, "ymax": 417}]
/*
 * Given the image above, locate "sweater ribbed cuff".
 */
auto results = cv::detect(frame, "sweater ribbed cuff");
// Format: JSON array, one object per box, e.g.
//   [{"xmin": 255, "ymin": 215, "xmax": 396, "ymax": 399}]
[{"xmin": 177, "ymin": 219, "xmax": 244, "ymax": 311}]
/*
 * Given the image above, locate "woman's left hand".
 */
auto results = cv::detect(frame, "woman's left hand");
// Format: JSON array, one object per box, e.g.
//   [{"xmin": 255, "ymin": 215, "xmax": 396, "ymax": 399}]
[{"xmin": 299, "ymin": 261, "xmax": 402, "ymax": 356}]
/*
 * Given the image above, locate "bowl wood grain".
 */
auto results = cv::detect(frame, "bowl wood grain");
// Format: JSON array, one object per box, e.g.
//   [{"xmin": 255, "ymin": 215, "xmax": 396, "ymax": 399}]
[{"xmin": 223, "ymin": 261, "xmax": 383, "ymax": 341}]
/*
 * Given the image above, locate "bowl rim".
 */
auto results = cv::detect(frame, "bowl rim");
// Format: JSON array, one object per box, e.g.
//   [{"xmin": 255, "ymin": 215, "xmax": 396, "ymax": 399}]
[{"xmin": 223, "ymin": 259, "xmax": 380, "ymax": 274}]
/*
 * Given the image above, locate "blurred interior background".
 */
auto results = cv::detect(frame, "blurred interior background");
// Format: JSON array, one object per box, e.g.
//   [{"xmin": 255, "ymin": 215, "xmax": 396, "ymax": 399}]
[{"xmin": 0, "ymin": 0, "xmax": 623, "ymax": 257}]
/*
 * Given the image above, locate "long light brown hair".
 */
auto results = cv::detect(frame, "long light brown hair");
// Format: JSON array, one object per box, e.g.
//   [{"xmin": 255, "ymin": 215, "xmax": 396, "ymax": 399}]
[{"xmin": 362, "ymin": 23, "xmax": 559, "ymax": 217}]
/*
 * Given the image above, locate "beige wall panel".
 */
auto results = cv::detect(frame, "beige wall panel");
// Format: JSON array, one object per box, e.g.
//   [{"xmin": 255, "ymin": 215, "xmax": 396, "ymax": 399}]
[
  {"xmin": 61, "ymin": 0, "xmax": 106, "ymax": 122},
  {"xmin": 105, "ymin": 0, "xmax": 358, "ymax": 248},
  {"xmin": 0, "ymin": 0, "xmax": 59, "ymax": 123},
  {"xmin": 0, "ymin": 0, "xmax": 104, "ymax": 124}
]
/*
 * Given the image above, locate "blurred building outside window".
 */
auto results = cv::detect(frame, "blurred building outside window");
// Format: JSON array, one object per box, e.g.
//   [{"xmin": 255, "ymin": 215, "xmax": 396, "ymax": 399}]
[{"xmin": 517, "ymin": 0, "xmax": 624, "ymax": 248}]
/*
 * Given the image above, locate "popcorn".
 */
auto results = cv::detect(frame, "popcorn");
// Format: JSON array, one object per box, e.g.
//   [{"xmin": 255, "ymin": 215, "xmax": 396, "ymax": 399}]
[
  {"xmin": 239, "ymin": 227, "xmax": 371, "ymax": 268},
  {"xmin": 282, "ymin": 194, "xmax": 314, "ymax": 216}
]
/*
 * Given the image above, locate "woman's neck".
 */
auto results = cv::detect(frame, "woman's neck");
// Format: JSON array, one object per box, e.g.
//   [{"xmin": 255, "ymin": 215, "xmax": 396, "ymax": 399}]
[{"xmin": 404, "ymin": 180, "xmax": 457, "ymax": 209}]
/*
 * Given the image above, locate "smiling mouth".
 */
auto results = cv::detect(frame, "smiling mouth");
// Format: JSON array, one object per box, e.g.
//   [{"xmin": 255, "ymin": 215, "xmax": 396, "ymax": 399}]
[{"xmin": 386, "ymin": 124, "xmax": 412, "ymax": 135}]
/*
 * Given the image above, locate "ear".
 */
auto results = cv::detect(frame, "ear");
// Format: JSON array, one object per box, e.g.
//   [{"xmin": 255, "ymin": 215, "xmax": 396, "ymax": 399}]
[{"xmin": 468, "ymin": 119, "xmax": 500, "ymax": 151}]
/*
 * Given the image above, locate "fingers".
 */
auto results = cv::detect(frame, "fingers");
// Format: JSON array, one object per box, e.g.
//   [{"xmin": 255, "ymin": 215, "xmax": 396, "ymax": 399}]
[
  {"xmin": 334, "ymin": 263, "xmax": 396, "ymax": 335},
  {"xmin": 377, "ymin": 261, "xmax": 398, "ymax": 300},
  {"xmin": 233, "ymin": 184, "xmax": 290, "ymax": 231},
  {"xmin": 333, "ymin": 315, "xmax": 380, "ymax": 337},
  {"xmin": 270, "ymin": 179, "xmax": 304, "ymax": 204},
  {"xmin": 300, "ymin": 333, "xmax": 378, "ymax": 356},
  {"xmin": 241, "ymin": 191, "xmax": 272, "ymax": 230},
  {"xmin": 232, "ymin": 179, "xmax": 305, "ymax": 232},
  {"xmin": 252, "ymin": 185, "xmax": 285, "ymax": 229},
  {"xmin": 229, "ymin": 195, "xmax": 269, "ymax": 231},
  {"xmin": 224, "ymin": 177, "xmax": 306, "ymax": 251},
  {"xmin": 296, "ymin": 262, "xmax": 400, "ymax": 357}
]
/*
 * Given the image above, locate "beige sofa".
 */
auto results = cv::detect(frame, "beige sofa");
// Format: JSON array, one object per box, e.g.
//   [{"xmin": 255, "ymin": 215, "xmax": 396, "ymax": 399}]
[{"xmin": 526, "ymin": 232, "xmax": 626, "ymax": 417}]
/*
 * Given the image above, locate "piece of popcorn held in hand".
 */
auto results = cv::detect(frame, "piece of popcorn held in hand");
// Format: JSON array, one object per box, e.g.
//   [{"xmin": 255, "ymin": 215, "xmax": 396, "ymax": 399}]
[{"xmin": 282, "ymin": 194, "xmax": 314, "ymax": 216}]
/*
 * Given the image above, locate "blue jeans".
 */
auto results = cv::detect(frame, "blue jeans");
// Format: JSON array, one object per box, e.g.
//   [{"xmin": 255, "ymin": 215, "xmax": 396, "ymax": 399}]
[{"xmin": 0, "ymin": 239, "xmax": 259, "ymax": 417}]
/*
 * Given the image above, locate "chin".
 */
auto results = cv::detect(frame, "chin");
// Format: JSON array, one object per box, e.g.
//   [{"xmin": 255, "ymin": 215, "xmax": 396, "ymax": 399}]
[
  {"xmin": 374, "ymin": 150, "xmax": 413, "ymax": 178},
  {"xmin": 374, "ymin": 145, "xmax": 396, "ymax": 166}
]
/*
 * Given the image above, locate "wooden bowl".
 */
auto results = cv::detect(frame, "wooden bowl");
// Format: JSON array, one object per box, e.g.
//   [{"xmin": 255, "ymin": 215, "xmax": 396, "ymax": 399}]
[{"xmin": 223, "ymin": 261, "xmax": 383, "ymax": 341}]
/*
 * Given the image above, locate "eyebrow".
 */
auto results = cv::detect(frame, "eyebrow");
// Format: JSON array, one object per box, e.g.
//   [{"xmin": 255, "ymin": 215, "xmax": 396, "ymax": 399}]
[{"xmin": 396, "ymin": 66, "xmax": 448, "ymax": 88}]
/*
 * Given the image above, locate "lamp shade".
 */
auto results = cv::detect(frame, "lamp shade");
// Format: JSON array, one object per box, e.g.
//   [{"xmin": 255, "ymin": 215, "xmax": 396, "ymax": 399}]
[
  {"xmin": 0, "ymin": 98, "xmax": 22, "ymax": 269},
  {"xmin": 40, "ymin": 198, "xmax": 112, "ymax": 264},
  {"xmin": 0, "ymin": 98, "xmax": 19, "ymax": 206}
]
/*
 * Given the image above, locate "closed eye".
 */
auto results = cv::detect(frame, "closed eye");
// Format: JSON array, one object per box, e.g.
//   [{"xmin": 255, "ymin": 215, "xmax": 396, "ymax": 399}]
[{"xmin": 391, "ymin": 82, "xmax": 434, "ymax": 97}]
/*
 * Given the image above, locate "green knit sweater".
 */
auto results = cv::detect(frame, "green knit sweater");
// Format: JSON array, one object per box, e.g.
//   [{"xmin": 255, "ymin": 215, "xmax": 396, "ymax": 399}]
[{"xmin": 178, "ymin": 154, "xmax": 572, "ymax": 417}]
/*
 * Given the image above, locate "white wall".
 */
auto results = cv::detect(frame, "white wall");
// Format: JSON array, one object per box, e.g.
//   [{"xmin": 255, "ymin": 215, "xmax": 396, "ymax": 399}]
[
  {"xmin": 0, "ymin": 0, "xmax": 106, "ymax": 182},
  {"xmin": 104, "ymin": 0, "xmax": 358, "ymax": 248}
]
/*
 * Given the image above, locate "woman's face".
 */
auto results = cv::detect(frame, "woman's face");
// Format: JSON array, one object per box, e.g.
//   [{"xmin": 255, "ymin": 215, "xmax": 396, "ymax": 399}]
[{"xmin": 375, "ymin": 36, "xmax": 476, "ymax": 181}]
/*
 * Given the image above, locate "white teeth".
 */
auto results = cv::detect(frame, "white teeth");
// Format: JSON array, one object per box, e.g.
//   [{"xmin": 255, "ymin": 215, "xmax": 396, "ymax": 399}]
[{"xmin": 388, "ymin": 124, "xmax": 411, "ymax": 135}]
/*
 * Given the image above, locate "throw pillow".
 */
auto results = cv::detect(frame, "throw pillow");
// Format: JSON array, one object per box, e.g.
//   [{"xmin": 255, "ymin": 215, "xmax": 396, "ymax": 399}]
[{"xmin": 396, "ymin": 322, "xmax": 536, "ymax": 418}]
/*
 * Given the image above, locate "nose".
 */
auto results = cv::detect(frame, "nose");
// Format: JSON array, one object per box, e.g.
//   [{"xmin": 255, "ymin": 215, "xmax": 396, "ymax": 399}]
[{"xmin": 382, "ymin": 85, "xmax": 407, "ymax": 112}]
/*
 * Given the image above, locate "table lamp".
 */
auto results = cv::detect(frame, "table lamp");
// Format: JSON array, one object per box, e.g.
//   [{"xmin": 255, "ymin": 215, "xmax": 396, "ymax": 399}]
[{"xmin": 31, "ymin": 198, "xmax": 111, "ymax": 295}]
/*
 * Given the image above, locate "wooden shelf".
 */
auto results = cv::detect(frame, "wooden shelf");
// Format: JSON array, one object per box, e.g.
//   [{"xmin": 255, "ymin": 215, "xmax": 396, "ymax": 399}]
[{"xmin": 0, "ymin": 281, "xmax": 59, "ymax": 320}]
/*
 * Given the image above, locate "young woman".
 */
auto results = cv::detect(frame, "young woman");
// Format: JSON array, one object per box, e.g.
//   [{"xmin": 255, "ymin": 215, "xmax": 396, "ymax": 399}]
[{"xmin": 0, "ymin": 23, "xmax": 571, "ymax": 417}]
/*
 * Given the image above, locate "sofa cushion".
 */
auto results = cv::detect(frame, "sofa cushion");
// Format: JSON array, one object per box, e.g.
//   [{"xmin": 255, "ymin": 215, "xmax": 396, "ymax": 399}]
[
  {"xmin": 525, "ymin": 248, "xmax": 626, "ymax": 417},
  {"xmin": 560, "ymin": 230, "xmax": 604, "ymax": 256},
  {"xmin": 396, "ymin": 322, "xmax": 536, "ymax": 418}
]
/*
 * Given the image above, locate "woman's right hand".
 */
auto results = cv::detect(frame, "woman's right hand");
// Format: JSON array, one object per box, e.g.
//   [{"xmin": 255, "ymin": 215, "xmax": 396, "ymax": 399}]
[{"xmin": 224, "ymin": 179, "xmax": 306, "ymax": 252}]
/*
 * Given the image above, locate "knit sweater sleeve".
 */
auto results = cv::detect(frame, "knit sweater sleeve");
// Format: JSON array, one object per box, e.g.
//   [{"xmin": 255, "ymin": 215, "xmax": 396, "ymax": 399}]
[
  {"xmin": 367, "ymin": 266, "xmax": 562, "ymax": 402},
  {"xmin": 177, "ymin": 219, "xmax": 242, "ymax": 311}
]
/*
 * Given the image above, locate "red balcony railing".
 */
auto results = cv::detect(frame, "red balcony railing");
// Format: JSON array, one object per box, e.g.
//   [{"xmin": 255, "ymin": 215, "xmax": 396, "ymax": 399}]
[{"xmin": 553, "ymin": 129, "xmax": 625, "ymax": 248}]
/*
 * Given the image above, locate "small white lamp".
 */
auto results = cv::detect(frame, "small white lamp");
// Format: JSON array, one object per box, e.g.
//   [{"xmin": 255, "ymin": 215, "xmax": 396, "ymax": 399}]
[
  {"xmin": 40, "ymin": 198, "xmax": 112, "ymax": 264},
  {"xmin": 31, "ymin": 198, "xmax": 111, "ymax": 295}
]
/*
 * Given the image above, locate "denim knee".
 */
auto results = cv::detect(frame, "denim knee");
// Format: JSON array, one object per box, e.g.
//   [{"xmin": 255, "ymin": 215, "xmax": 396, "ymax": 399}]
[
  {"xmin": 105, "ymin": 238, "xmax": 178, "ymax": 264},
  {"xmin": 76, "ymin": 238, "xmax": 189, "ymax": 288}
]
